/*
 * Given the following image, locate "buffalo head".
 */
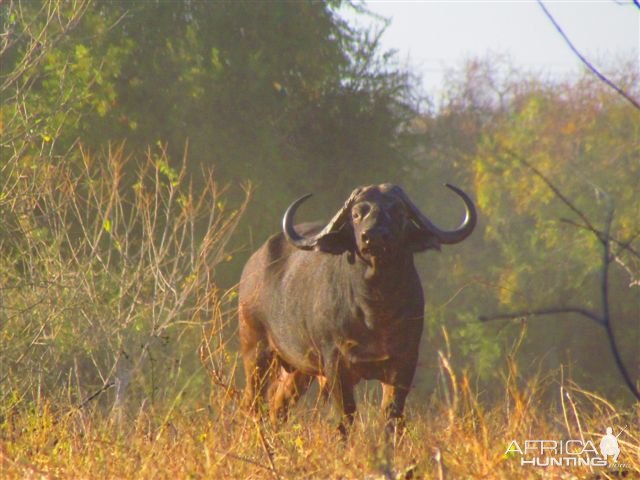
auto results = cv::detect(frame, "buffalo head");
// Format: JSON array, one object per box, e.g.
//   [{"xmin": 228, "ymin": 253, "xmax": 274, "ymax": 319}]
[{"xmin": 283, "ymin": 183, "xmax": 476, "ymax": 261}]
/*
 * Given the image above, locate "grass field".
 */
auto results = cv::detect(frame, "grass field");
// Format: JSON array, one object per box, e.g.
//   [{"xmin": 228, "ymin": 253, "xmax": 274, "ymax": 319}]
[
  {"xmin": 2, "ymin": 362, "xmax": 638, "ymax": 479},
  {"xmin": 1, "ymin": 150, "xmax": 637, "ymax": 479}
]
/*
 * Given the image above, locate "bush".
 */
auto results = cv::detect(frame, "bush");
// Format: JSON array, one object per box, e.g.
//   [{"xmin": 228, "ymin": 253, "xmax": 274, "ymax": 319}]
[{"xmin": 0, "ymin": 144, "xmax": 248, "ymax": 417}]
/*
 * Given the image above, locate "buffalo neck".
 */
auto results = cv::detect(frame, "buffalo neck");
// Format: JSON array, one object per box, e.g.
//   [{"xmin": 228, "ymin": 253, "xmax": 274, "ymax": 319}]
[{"xmin": 345, "ymin": 250, "xmax": 417, "ymax": 308}]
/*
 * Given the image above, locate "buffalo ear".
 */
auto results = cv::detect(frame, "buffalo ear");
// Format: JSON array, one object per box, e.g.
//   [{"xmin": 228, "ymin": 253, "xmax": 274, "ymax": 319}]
[
  {"xmin": 406, "ymin": 222, "xmax": 441, "ymax": 252},
  {"xmin": 314, "ymin": 226, "xmax": 355, "ymax": 255}
]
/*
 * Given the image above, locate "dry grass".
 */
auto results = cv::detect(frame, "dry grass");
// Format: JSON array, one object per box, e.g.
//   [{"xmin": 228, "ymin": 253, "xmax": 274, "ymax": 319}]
[{"xmin": 2, "ymin": 362, "xmax": 638, "ymax": 480}]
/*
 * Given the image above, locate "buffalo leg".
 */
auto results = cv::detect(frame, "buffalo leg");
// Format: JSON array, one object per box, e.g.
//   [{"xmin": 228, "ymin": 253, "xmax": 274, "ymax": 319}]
[
  {"xmin": 325, "ymin": 359, "xmax": 356, "ymax": 437},
  {"xmin": 381, "ymin": 370, "xmax": 417, "ymax": 438},
  {"xmin": 239, "ymin": 305, "xmax": 272, "ymax": 413},
  {"xmin": 269, "ymin": 368, "xmax": 313, "ymax": 425},
  {"xmin": 381, "ymin": 349, "xmax": 418, "ymax": 434},
  {"xmin": 381, "ymin": 384, "xmax": 409, "ymax": 426}
]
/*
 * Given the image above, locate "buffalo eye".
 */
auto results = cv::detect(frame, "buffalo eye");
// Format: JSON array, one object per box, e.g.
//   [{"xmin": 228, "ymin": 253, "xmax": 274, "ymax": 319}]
[{"xmin": 351, "ymin": 204, "xmax": 370, "ymax": 223}]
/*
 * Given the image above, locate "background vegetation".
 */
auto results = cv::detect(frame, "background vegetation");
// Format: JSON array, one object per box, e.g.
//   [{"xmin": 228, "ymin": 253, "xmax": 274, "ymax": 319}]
[{"xmin": 1, "ymin": 1, "xmax": 638, "ymax": 477}]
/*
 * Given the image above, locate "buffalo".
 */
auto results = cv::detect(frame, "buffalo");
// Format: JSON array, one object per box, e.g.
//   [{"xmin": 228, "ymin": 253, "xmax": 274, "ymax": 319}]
[{"xmin": 238, "ymin": 183, "xmax": 476, "ymax": 433}]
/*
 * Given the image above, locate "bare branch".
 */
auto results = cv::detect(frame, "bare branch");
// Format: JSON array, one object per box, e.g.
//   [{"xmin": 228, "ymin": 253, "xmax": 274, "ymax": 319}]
[
  {"xmin": 503, "ymin": 148, "xmax": 601, "ymax": 238},
  {"xmin": 613, "ymin": 255, "xmax": 640, "ymax": 288},
  {"xmin": 506, "ymin": 149, "xmax": 639, "ymax": 257},
  {"xmin": 537, "ymin": 0, "xmax": 640, "ymax": 111},
  {"xmin": 482, "ymin": 155, "xmax": 640, "ymax": 401},
  {"xmin": 600, "ymin": 207, "xmax": 640, "ymax": 401},
  {"xmin": 559, "ymin": 218, "xmax": 640, "ymax": 259},
  {"xmin": 77, "ymin": 381, "xmax": 115, "ymax": 409},
  {"xmin": 479, "ymin": 307, "xmax": 604, "ymax": 326}
]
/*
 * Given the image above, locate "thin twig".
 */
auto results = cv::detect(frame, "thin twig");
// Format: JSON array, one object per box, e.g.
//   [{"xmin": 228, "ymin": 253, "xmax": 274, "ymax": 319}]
[
  {"xmin": 0, "ymin": 322, "xmax": 47, "ymax": 384},
  {"xmin": 559, "ymin": 218, "xmax": 640, "ymax": 259},
  {"xmin": 255, "ymin": 419, "xmax": 281, "ymax": 480},
  {"xmin": 215, "ymin": 450, "xmax": 274, "ymax": 473},
  {"xmin": 479, "ymin": 307, "xmax": 604, "ymax": 326},
  {"xmin": 537, "ymin": 0, "xmax": 640, "ymax": 111},
  {"xmin": 77, "ymin": 381, "xmax": 115, "ymax": 409},
  {"xmin": 504, "ymin": 148, "xmax": 598, "ymax": 236},
  {"xmin": 600, "ymin": 207, "xmax": 640, "ymax": 401},
  {"xmin": 505, "ymin": 146, "xmax": 640, "ymax": 261},
  {"xmin": 481, "ymin": 156, "xmax": 640, "ymax": 401}
]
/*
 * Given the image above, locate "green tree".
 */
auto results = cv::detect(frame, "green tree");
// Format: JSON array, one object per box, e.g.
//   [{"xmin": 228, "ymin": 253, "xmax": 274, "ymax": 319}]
[
  {"xmin": 409, "ymin": 59, "xmax": 639, "ymax": 398},
  {"xmin": 2, "ymin": 0, "xmax": 417, "ymax": 280}
]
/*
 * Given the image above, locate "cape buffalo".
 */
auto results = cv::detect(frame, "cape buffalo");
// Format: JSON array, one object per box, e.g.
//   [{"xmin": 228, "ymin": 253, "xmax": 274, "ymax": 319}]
[{"xmin": 238, "ymin": 183, "xmax": 476, "ymax": 432}]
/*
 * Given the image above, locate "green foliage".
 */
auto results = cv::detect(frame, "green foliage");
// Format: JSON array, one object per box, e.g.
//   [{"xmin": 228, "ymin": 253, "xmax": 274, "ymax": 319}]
[
  {"xmin": 410, "ymin": 60, "xmax": 639, "ymax": 396},
  {"xmin": 2, "ymin": 0, "xmax": 416, "ymax": 282}
]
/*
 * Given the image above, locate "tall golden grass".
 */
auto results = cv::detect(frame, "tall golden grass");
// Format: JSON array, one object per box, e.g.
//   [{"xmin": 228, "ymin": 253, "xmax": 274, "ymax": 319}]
[
  {"xmin": 1, "ymin": 147, "xmax": 637, "ymax": 479},
  {"xmin": 2, "ymin": 359, "xmax": 638, "ymax": 479}
]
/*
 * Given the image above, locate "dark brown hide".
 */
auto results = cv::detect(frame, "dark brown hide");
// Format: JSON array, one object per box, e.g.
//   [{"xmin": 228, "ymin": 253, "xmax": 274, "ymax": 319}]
[{"xmin": 238, "ymin": 183, "xmax": 476, "ymax": 431}]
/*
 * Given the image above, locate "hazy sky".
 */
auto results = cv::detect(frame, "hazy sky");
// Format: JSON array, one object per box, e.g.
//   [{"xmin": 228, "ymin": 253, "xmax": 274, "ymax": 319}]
[{"xmin": 343, "ymin": 1, "xmax": 640, "ymax": 97}]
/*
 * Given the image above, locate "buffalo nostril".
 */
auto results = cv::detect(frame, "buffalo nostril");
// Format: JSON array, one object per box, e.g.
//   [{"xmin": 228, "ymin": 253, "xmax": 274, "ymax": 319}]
[{"xmin": 361, "ymin": 232, "xmax": 370, "ymax": 245}]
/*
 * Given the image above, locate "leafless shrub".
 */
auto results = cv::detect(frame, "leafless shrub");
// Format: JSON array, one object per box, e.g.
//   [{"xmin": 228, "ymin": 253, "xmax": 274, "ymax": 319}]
[{"xmin": 0, "ymin": 143, "xmax": 249, "ymax": 418}]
